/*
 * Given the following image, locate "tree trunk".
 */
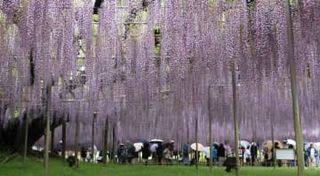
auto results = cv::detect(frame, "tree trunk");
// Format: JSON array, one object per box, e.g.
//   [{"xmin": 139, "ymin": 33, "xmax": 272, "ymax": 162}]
[
  {"xmin": 23, "ymin": 108, "xmax": 30, "ymax": 162},
  {"xmin": 232, "ymin": 62, "xmax": 240, "ymax": 176},
  {"xmin": 208, "ymin": 85, "xmax": 213, "ymax": 171},
  {"xmin": 92, "ymin": 113, "xmax": 97, "ymax": 163},
  {"xmin": 285, "ymin": 1, "xmax": 304, "ymax": 176},
  {"xmin": 62, "ymin": 115, "xmax": 67, "ymax": 160},
  {"xmin": 103, "ymin": 116, "xmax": 109, "ymax": 166},
  {"xmin": 74, "ymin": 112, "xmax": 80, "ymax": 167},
  {"xmin": 44, "ymin": 85, "xmax": 52, "ymax": 176}
]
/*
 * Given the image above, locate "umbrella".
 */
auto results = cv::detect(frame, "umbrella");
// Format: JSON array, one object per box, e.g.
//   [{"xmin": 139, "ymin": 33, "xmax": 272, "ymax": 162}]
[
  {"xmin": 240, "ymin": 140, "xmax": 251, "ymax": 148},
  {"xmin": 285, "ymin": 139, "xmax": 296, "ymax": 146},
  {"xmin": 315, "ymin": 142, "xmax": 320, "ymax": 149},
  {"xmin": 190, "ymin": 143, "xmax": 204, "ymax": 151},
  {"xmin": 262, "ymin": 140, "xmax": 283, "ymax": 152},
  {"xmin": 305, "ymin": 142, "xmax": 320, "ymax": 149},
  {"xmin": 150, "ymin": 139, "xmax": 163, "ymax": 143},
  {"xmin": 133, "ymin": 142, "xmax": 144, "ymax": 152}
]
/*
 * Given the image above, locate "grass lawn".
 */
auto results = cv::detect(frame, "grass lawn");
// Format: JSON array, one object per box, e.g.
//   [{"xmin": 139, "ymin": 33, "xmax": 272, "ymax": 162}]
[{"xmin": 1, "ymin": 156, "xmax": 320, "ymax": 176}]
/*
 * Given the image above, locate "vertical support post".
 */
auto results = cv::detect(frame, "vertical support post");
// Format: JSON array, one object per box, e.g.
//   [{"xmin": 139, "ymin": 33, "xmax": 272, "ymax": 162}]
[
  {"xmin": 103, "ymin": 116, "xmax": 109, "ymax": 166},
  {"xmin": 62, "ymin": 115, "xmax": 67, "ymax": 160},
  {"xmin": 208, "ymin": 85, "xmax": 213, "ymax": 171},
  {"xmin": 44, "ymin": 85, "xmax": 52, "ymax": 176},
  {"xmin": 23, "ymin": 107, "xmax": 30, "ymax": 162},
  {"xmin": 51, "ymin": 121, "xmax": 55, "ymax": 153},
  {"xmin": 195, "ymin": 114, "xmax": 198, "ymax": 169},
  {"xmin": 271, "ymin": 113, "xmax": 276, "ymax": 169},
  {"xmin": 112, "ymin": 123, "xmax": 116, "ymax": 163},
  {"xmin": 192, "ymin": 75, "xmax": 198, "ymax": 170},
  {"xmin": 285, "ymin": 1, "xmax": 304, "ymax": 176},
  {"xmin": 231, "ymin": 62, "xmax": 240, "ymax": 176},
  {"xmin": 92, "ymin": 112, "xmax": 97, "ymax": 163},
  {"xmin": 74, "ymin": 112, "xmax": 80, "ymax": 167}
]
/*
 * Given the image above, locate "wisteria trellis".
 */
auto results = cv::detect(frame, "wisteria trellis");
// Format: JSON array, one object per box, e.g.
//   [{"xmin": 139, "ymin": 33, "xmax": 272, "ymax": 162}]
[{"xmin": 0, "ymin": 0, "xmax": 320, "ymax": 148}]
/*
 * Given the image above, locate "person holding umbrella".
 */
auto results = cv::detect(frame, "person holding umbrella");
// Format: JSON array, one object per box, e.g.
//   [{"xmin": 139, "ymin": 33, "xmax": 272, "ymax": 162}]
[
  {"xmin": 142, "ymin": 142, "xmax": 151, "ymax": 165},
  {"xmin": 190, "ymin": 143, "xmax": 204, "ymax": 166}
]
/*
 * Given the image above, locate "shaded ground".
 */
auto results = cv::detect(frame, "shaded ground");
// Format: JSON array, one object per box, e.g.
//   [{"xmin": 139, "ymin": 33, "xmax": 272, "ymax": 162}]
[{"xmin": 1, "ymin": 156, "xmax": 320, "ymax": 176}]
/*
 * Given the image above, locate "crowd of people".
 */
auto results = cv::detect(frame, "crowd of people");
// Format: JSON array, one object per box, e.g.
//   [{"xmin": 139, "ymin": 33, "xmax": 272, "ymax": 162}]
[
  {"xmin": 116, "ymin": 140, "xmax": 175, "ymax": 165},
  {"xmin": 61, "ymin": 138, "xmax": 320, "ymax": 169}
]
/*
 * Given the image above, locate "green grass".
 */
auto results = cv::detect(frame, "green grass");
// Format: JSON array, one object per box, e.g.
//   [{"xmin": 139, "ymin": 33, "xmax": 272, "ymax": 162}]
[{"xmin": 1, "ymin": 156, "xmax": 320, "ymax": 176}]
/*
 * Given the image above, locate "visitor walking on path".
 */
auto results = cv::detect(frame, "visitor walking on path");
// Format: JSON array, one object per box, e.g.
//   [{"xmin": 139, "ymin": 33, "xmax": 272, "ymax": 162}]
[
  {"xmin": 142, "ymin": 142, "xmax": 151, "ymax": 165},
  {"xmin": 307, "ymin": 143, "xmax": 318, "ymax": 167},
  {"xmin": 217, "ymin": 143, "xmax": 226, "ymax": 166},
  {"xmin": 250, "ymin": 142, "xmax": 258, "ymax": 166}
]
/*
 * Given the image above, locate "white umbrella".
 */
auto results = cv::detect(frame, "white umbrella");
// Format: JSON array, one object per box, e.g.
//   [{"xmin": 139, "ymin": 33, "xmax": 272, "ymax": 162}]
[
  {"xmin": 285, "ymin": 139, "xmax": 296, "ymax": 146},
  {"xmin": 134, "ymin": 142, "xmax": 144, "ymax": 152},
  {"xmin": 190, "ymin": 143, "xmax": 204, "ymax": 151},
  {"xmin": 305, "ymin": 142, "xmax": 320, "ymax": 149},
  {"xmin": 150, "ymin": 139, "xmax": 163, "ymax": 143},
  {"xmin": 314, "ymin": 142, "xmax": 320, "ymax": 149},
  {"xmin": 240, "ymin": 140, "xmax": 251, "ymax": 148}
]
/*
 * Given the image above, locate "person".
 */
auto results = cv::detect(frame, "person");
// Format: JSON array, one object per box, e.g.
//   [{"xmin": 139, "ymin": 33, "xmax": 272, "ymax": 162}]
[
  {"xmin": 163, "ymin": 144, "xmax": 173, "ymax": 165},
  {"xmin": 274, "ymin": 142, "xmax": 282, "ymax": 167},
  {"xmin": 263, "ymin": 147, "xmax": 270, "ymax": 166},
  {"xmin": 80, "ymin": 147, "xmax": 87, "ymax": 162},
  {"xmin": 304, "ymin": 144, "xmax": 309, "ymax": 167},
  {"xmin": 217, "ymin": 143, "xmax": 226, "ymax": 166},
  {"xmin": 225, "ymin": 143, "xmax": 232, "ymax": 157},
  {"xmin": 205, "ymin": 144, "xmax": 218, "ymax": 166},
  {"xmin": 240, "ymin": 146, "xmax": 245, "ymax": 165},
  {"xmin": 92, "ymin": 145, "xmax": 98, "ymax": 163},
  {"xmin": 117, "ymin": 143, "xmax": 126, "ymax": 164},
  {"xmin": 223, "ymin": 156, "xmax": 237, "ymax": 172},
  {"xmin": 150, "ymin": 143, "xmax": 158, "ymax": 163},
  {"xmin": 182, "ymin": 144, "xmax": 190, "ymax": 165},
  {"xmin": 243, "ymin": 146, "xmax": 251, "ymax": 165},
  {"xmin": 307, "ymin": 143, "xmax": 318, "ymax": 167},
  {"xmin": 126, "ymin": 141, "xmax": 136, "ymax": 164},
  {"xmin": 287, "ymin": 144, "xmax": 295, "ymax": 167},
  {"xmin": 212, "ymin": 144, "xmax": 218, "ymax": 165},
  {"xmin": 67, "ymin": 154, "xmax": 76, "ymax": 167},
  {"xmin": 170, "ymin": 140, "xmax": 175, "ymax": 160},
  {"xmin": 142, "ymin": 142, "xmax": 151, "ymax": 165},
  {"xmin": 190, "ymin": 149, "xmax": 200, "ymax": 166},
  {"xmin": 156, "ymin": 143, "xmax": 163, "ymax": 165},
  {"xmin": 250, "ymin": 142, "xmax": 258, "ymax": 166}
]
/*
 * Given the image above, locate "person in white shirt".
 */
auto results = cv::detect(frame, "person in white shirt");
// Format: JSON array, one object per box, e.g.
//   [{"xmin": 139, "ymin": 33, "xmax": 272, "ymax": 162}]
[{"xmin": 243, "ymin": 146, "xmax": 251, "ymax": 164}]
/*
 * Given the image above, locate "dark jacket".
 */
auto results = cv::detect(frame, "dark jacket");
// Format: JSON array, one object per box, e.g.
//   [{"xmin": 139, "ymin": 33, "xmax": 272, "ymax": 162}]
[
  {"xmin": 250, "ymin": 145, "xmax": 258, "ymax": 156},
  {"xmin": 142, "ymin": 143, "xmax": 151, "ymax": 159},
  {"xmin": 218, "ymin": 144, "xmax": 225, "ymax": 157}
]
